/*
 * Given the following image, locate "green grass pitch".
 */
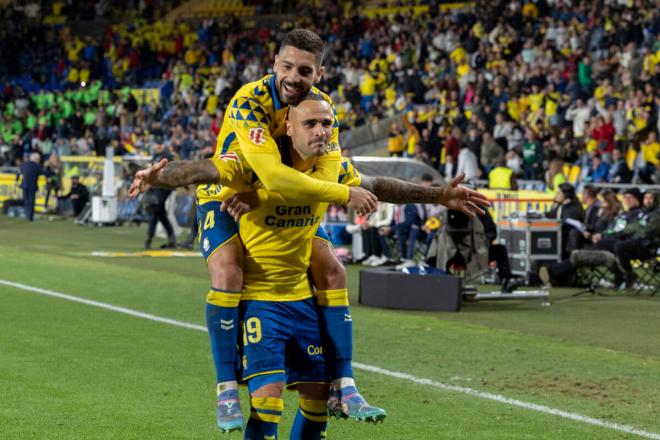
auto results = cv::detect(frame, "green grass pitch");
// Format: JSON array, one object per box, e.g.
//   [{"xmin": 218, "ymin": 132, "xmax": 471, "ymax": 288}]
[{"xmin": 1, "ymin": 217, "xmax": 659, "ymax": 439}]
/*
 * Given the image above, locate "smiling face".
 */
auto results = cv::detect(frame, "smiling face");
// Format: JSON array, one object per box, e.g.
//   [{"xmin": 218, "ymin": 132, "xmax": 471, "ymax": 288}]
[
  {"xmin": 286, "ymin": 98, "xmax": 334, "ymax": 160},
  {"xmin": 273, "ymin": 46, "xmax": 324, "ymax": 105}
]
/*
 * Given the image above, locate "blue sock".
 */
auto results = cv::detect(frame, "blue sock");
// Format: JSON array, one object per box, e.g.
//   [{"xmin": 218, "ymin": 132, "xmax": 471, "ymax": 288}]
[
  {"xmin": 206, "ymin": 288, "xmax": 241, "ymax": 383},
  {"xmin": 290, "ymin": 399, "xmax": 328, "ymax": 440},
  {"xmin": 244, "ymin": 396, "xmax": 282, "ymax": 440},
  {"xmin": 316, "ymin": 289, "xmax": 353, "ymax": 379}
]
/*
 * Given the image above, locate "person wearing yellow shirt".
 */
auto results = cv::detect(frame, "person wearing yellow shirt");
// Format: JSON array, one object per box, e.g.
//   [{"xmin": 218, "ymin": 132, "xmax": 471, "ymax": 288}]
[
  {"xmin": 641, "ymin": 131, "xmax": 660, "ymax": 167},
  {"xmin": 129, "ymin": 93, "xmax": 490, "ymax": 437},
  {"xmin": 545, "ymin": 159, "xmax": 567, "ymax": 194},
  {"xmin": 387, "ymin": 121, "xmax": 405, "ymax": 157},
  {"xmin": 359, "ymin": 70, "xmax": 376, "ymax": 112},
  {"xmin": 488, "ymin": 158, "xmax": 518, "ymax": 190},
  {"xmin": 133, "ymin": 30, "xmax": 378, "ymax": 434},
  {"xmin": 528, "ymin": 85, "xmax": 544, "ymax": 113}
]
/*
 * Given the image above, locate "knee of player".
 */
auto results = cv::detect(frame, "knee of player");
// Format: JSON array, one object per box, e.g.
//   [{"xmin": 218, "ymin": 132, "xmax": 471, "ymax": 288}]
[
  {"xmin": 298, "ymin": 383, "xmax": 330, "ymax": 402},
  {"xmin": 250, "ymin": 381, "xmax": 285, "ymax": 398}
]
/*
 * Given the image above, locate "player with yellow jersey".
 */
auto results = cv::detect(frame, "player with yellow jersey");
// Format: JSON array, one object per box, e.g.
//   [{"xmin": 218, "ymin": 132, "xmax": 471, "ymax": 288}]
[
  {"xmin": 130, "ymin": 92, "xmax": 490, "ymax": 438},
  {"xmin": 191, "ymin": 29, "xmax": 378, "ymax": 433}
]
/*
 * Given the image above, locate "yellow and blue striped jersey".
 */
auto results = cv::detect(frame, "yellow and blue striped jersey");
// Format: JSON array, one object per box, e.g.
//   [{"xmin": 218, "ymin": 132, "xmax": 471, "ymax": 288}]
[{"xmin": 198, "ymin": 74, "xmax": 348, "ymax": 206}]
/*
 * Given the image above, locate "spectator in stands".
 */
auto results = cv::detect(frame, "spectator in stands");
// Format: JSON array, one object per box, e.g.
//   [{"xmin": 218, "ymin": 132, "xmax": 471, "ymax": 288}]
[
  {"xmin": 590, "ymin": 188, "xmax": 644, "ymax": 255},
  {"xmin": 488, "ymin": 157, "xmax": 517, "ymax": 190},
  {"xmin": 443, "ymin": 127, "xmax": 462, "ymax": 171},
  {"xmin": 522, "ymin": 129, "xmax": 542, "ymax": 180},
  {"xmin": 480, "ymin": 131, "xmax": 504, "ymax": 176},
  {"xmin": 566, "ymin": 184, "xmax": 601, "ymax": 252},
  {"xmin": 492, "ymin": 112, "xmax": 511, "ymax": 150},
  {"xmin": 417, "ymin": 128, "xmax": 441, "ymax": 170},
  {"xmin": 360, "ymin": 202, "xmax": 395, "ymax": 267},
  {"xmin": 61, "ymin": 175, "xmax": 89, "ymax": 217},
  {"xmin": 586, "ymin": 154, "xmax": 610, "ymax": 183},
  {"xmin": 565, "ymin": 99, "xmax": 592, "ymax": 140},
  {"xmin": 394, "ymin": 195, "xmax": 427, "ymax": 269},
  {"xmin": 387, "ymin": 122, "xmax": 405, "ymax": 158},
  {"xmin": 608, "ymin": 148, "xmax": 632, "ymax": 184},
  {"xmin": 505, "ymin": 147, "xmax": 522, "ymax": 173},
  {"xmin": 614, "ymin": 191, "xmax": 660, "ymax": 288},
  {"xmin": 545, "ymin": 183, "xmax": 584, "ymax": 258},
  {"xmin": 639, "ymin": 132, "xmax": 660, "ymax": 182},
  {"xmin": 545, "ymin": 159, "xmax": 567, "ymax": 195},
  {"xmin": 538, "ymin": 188, "xmax": 623, "ymax": 287},
  {"xmin": 19, "ymin": 152, "xmax": 43, "ymax": 221},
  {"xmin": 456, "ymin": 142, "xmax": 480, "ymax": 182}
]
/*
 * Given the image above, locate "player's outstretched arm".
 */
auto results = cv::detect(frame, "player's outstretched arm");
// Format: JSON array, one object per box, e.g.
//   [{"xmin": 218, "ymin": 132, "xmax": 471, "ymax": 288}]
[
  {"xmin": 128, "ymin": 159, "xmax": 220, "ymax": 197},
  {"xmin": 359, "ymin": 173, "xmax": 491, "ymax": 218}
]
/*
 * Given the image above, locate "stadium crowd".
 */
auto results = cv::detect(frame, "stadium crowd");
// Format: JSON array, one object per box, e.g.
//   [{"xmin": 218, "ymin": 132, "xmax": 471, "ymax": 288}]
[{"xmin": 1, "ymin": 0, "xmax": 659, "ymax": 188}]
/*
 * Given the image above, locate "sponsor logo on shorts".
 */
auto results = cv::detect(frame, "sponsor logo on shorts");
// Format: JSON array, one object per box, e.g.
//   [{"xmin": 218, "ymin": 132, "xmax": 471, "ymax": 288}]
[
  {"xmin": 203, "ymin": 238, "xmax": 210, "ymax": 252},
  {"xmin": 307, "ymin": 345, "xmax": 324, "ymax": 356}
]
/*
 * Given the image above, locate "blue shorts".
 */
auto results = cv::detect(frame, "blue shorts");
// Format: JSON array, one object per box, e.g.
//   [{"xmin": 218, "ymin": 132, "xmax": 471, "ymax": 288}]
[
  {"xmin": 239, "ymin": 298, "xmax": 328, "ymax": 388},
  {"xmin": 197, "ymin": 200, "xmax": 330, "ymax": 261},
  {"xmin": 197, "ymin": 201, "xmax": 239, "ymax": 261}
]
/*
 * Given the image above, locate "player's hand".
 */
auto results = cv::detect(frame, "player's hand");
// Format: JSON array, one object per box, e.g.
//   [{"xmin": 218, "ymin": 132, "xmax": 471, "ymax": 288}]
[
  {"xmin": 221, "ymin": 191, "xmax": 260, "ymax": 221},
  {"xmin": 128, "ymin": 159, "xmax": 168, "ymax": 198},
  {"xmin": 438, "ymin": 173, "xmax": 491, "ymax": 218},
  {"xmin": 347, "ymin": 186, "xmax": 377, "ymax": 216}
]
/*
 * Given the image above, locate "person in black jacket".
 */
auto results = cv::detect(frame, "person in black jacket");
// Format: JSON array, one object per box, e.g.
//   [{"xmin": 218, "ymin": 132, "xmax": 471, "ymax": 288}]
[
  {"xmin": 614, "ymin": 191, "xmax": 660, "ymax": 288},
  {"xmin": 567, "ymin": 184, "xmax": 601, "ymax": 251},
  {"xmin": 19, "ymin": 152, "xmax": 43, "ymax": 221},
  {"xmin": 545, "ymin": 182, "xmax": 584, "ymax": 258},
  {"xmin": 539, "ymin": 188, "xmax": 643, "ymax": 287},
  {"xmin": 61, "ymin": 175, "xmax": 89, "ymax": 217},
  {"xmin": 478, "ymin": 210, "xmax": 515, "ymax": 291},
  {"xmin": 144, "ymin": 139, "xmax": 176, "ymax": 249}
]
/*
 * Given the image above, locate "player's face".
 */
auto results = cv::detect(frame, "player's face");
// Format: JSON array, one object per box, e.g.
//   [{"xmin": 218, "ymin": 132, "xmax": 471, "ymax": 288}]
[
  {"xmin": 286, "ymin": 100, "xmax": 333, "ymax": 159},
  {"xmin": 274, "ymin": 46, "xmax": 324, "ymax": 105}
]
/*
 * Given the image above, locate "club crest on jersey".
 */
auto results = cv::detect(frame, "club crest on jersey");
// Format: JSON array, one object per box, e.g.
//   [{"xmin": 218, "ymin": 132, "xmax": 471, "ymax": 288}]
[{"xmin": 248, "ymin": 127, "xmax": 265, "ymax": 145}]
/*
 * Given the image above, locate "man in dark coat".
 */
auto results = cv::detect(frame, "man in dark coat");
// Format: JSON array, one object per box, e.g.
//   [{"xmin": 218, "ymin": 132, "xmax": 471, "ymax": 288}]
[{"xmin": 19, "ymin": 152, "xmax": 43, "ymax": 221}]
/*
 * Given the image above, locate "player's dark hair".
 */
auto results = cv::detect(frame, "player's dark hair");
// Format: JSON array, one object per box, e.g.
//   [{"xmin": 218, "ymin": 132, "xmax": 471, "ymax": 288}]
[{"xmin": 280, "ymin": 29, "xmax": 325, "ymax": 66}]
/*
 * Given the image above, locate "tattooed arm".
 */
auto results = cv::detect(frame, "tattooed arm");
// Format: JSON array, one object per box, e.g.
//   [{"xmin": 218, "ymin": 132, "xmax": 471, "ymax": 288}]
[
  {"xmin": 128, "ymin": 159, "xmax": 219, "ymax": 196},
  {"xmin": 359, "ymin": 174, "xmax": 442, "ymax": 204},
  {"xmin": 359, "ymin": 173, "xmax": 491, "ymax": 217}
]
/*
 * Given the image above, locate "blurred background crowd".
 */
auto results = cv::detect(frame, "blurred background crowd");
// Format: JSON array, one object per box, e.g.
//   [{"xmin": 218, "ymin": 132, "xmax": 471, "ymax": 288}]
[{"xmin": 1, "ymin": 0, "xmax": 659, "ymax": 189}]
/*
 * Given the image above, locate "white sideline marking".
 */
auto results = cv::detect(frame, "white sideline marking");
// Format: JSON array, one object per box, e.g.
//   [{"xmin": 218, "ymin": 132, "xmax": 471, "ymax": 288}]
[{"xmin": 2, "ymin": 278, "xmax": 659, "ymax": 440}]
